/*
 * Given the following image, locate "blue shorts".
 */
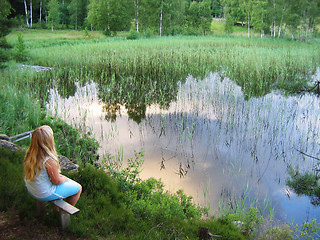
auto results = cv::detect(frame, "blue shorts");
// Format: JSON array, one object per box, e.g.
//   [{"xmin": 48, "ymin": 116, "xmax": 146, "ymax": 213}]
[{"xmin": 33, "ymin": 178, "xmax": 81, "ymax": 202}]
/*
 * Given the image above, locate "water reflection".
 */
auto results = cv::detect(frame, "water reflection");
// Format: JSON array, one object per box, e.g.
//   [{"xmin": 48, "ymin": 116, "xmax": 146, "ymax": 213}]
[{"xmin": 47, "ymin": 72, "xmax": 320, "ymax": 226}]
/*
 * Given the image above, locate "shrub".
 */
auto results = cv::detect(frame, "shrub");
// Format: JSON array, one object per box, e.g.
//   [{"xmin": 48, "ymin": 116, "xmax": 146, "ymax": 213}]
[
  {"xmin": 127, "ymin": 29, "xmax": 139, "ymax": 40},
  {"xmin": 144, "ymin": 28, "xmax": 153, "ymax": 38},
  {"xmin": 14, "ymin": 32, "xmax": 29, "ymax": 62}
]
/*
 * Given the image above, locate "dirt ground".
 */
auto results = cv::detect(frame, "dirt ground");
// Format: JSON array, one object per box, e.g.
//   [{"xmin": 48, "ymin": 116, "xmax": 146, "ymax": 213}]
[{"xmin": 0, "ymin": 211, "xmax": 82, "ymax": 240}]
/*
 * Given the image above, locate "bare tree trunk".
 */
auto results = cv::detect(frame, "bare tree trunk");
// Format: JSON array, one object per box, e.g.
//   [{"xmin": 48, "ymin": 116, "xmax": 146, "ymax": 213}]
[
  {"xmin": 278, "ymin": 25, "xmax": 282, "ymax": 38},
  {"xmin": 299, "ymin": 17, "xmax": 303, "ymax": 41},
  {"xmin": 75, "ymin": 8, "xmax": 78, "ymax": 30},
  {"xmin": 261, "ymin": 17, "xmax": 264, "ymax": 38},
  {"xmin": 159, "ymin": 6, "xmax": 163, "ymax": 37},
  {"xmin": 61, "ymin": 0, "xmax": 65, "ymax": 27},
  {"xmin": 247, "ymin": 12, "xmax": 250, "ymax": 38},
  {"xmin": 30, "ymin": 0, "xmax": 32, "ymax": 28},
  {"xmin": 39, "ymin": 1, "xmax": 42, "ymax": 23},
  {"xmin": 135, "ymin": 0, "xmax": 139, "ymax": 32},
  {"xmin": 24, "ymin": 0, "xmax": 30, "ymax": 27},
  {"xmin": 278, "ymin": 15, "xmax": 283, "ymax": 38},
  {"xmin": 305, "ymin": 14, "xmax": 309, "ymax": 40}
]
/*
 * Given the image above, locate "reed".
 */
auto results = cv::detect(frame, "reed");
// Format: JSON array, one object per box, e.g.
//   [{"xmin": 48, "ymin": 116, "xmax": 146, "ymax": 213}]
[{"xmin": 22, "ymin": 35, "xmax": 319, "ymax": 104}]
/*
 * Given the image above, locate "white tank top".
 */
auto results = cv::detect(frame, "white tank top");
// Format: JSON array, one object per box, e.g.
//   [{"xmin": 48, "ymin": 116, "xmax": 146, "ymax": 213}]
[{"xmin": 24, "ymin": 157, "xmax": 56, "ymax": 199}]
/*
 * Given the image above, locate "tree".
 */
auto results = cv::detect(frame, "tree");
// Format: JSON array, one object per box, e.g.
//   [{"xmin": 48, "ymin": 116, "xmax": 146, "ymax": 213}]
[
  {"xmin": 285, "ymin": 0, "xmax": 301, "ymax": 40},
  {"xmin": 87, "ymin": 0, "xmax": 131, "ymax": 33},
  {"xmin": 200, "ymin": 0, "xmax": 212, "ymax": 35},
  {"xmin": 0, "ymin": 0, "xmax": 12, "ymax": 68},
  {"xmin": 60, "ymin": 0, "xmax": 70, "ymax": 28},
  {"xmin": 48, "ymin": 0, "xmax": 61, "ymax": 31},
  {"xmin": 251, "ymin": 0, "xmax": 269, "ymax": 38},
  {"xmin": 186, "ymin": 0, "xmax": 211, "ymax": 35},
  {"xmin": 211, "ymin": 0, "xmax": 223, "ymax": 18},
  {"xmin": 14, "ymin": 33, "xmax": 29, "ymax": 62},
  {"xmin": 68, "ymin": 0, "xmax": 88, "ymax": 29},
  {"xmin": 240, "ymin": 0, "xmax": 254, "ymax": 37}
]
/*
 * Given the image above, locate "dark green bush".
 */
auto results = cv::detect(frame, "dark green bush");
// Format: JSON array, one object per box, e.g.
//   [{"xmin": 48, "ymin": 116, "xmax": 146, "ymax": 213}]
[
  {"xmin": 0, "ymin": 147, "xmax": 248, "ymax": 239},
  {"xmin": 0, "ymin": 148, "xmax": 26, "ymax": 211},
  {"xmin": 127, "ymin": 29, "xmax": 140, "ymax": 40},
  {"xmin": 14, "ymin": 32, "xmax": 29, "ymax": 62}
]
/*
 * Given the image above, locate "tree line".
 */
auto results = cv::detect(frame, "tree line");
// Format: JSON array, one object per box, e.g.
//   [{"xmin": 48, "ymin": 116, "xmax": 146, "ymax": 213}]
[{"xmin": 5, "ymin": 0, "xmax": 320, "ymax": 39}]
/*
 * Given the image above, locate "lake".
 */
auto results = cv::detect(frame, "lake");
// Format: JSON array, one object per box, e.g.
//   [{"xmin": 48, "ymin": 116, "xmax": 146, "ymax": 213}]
[{"xmin": 47, "ymin": 71, "xmax": 320, "ymax": 226}]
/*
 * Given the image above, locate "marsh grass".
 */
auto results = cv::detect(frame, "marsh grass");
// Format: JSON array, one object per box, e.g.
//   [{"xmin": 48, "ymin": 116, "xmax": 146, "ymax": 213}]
[
  {"xmin": 0, "ymin": 71, "xmax": 42, "ymax": 135},
  {"xmin": 16, "ymin": 34, "xmax": 319, "ymax": 105}
]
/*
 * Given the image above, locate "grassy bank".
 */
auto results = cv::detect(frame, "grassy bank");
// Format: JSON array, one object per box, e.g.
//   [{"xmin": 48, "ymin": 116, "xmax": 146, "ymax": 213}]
[{"xmin": 1, "ymin": 146, "xmax": 303, "ymax": 239}]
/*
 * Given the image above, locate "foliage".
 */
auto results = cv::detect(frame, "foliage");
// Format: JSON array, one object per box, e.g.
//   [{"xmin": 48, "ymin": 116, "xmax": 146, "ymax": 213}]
[
  {"xmin": 41, "ymin": 118, "xmax": 99, "ymax": 165},
  {"xmin": 101, "ymin": 148, "xmax": 145, "ymax": 185},
  {"xmin": 224, "ymin": 207, "xmax": 264, "ymax": 237},
  {"xmin": 0, "ymin": 0, "xmax": 12, "ymax": 68},
  {"xmin": 7, "ymin": 0, "xmax": 320, "ymax": 39},
  {"xmin": 0, "ymin": 79, "xmax": 42, "ymax": 135},
  {"xmin": 87, "ymin": 0, "xmax": 131, "ymax": 32},
  {"xmin": 0, "ymin": 147, "xmax": 248, "ymax": 239},
  {"xmin": 0, "ymin": 148, "xmax": 26, "ymax": 211},
  {"xmin": 14, "ymin": 33, "xmax": 29, "ymax": 62},
  {"xmin": 0, "ymin": 0, "xmax": 12, "ymax": 39},
  {"xmin": 293, "ymin": 219, "xmax": 320, "ymax": 240},
  {"xmin": 262, "ymin": 224, "xmax": 294, "ymax": 240},
  {"xmin": 224, "ymin": 15, "xmax": 234, "ymax": 34},
  {"xmin": 48, "ymin": 0, "xmax": 61, "ymax": 31},
  {"xmin": 286, "ymin": 165, "xmax": 320, "ymax": 206},
  {"xmin": 126, "ymin": 29, "xmax": 140, "ymax": 40}
]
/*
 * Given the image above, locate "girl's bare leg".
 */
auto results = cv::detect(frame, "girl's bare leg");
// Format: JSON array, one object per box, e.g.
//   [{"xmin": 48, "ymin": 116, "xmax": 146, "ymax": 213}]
[{"xmin": 65, "ymin": 185, "xmax": 82, "ymax": 206}]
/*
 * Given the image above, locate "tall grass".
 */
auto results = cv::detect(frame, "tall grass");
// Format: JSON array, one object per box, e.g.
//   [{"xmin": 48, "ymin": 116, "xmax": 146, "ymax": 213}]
[
  {"xmin": 22, "ymin": 35, "xmax": 320, "ymax": 101},
  {"xmin": 0, "ymin": 71, "xmax": 42, "ymax": 135}
]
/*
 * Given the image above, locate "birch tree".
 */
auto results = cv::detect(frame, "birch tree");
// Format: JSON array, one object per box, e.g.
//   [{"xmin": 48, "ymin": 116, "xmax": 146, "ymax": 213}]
[
  {"xmin": 134, "ymin": 0, "xmax": 139, "ymax": 32},
  {"xmin": 240, "ymin": 0, "xmax": 254, "ymax": 37},
  {"xmin": 87, "ymin": 0, "xmax": 131, "ymax": 32},
  {"xmin": 24, "ymin": 0, "xmax": 30, "ymax": 27},
  {"xmin": 48, "ymin": 0, "xmax": 60, "ymax": 31},
  {"xmin": 251, "ymin": 0, "xmax": 269, "ymax": 38}
]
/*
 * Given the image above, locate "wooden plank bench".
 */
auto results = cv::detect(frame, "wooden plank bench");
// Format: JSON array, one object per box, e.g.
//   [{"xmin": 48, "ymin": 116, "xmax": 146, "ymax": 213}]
[{"xmin": 36, "ymin": 199, "xmax": 80, "ymax": 230}]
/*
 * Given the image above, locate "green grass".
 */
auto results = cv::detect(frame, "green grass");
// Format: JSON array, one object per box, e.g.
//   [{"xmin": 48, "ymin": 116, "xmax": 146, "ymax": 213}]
[
  {"xmin": 12, "ymin": 32, "xmax": 318, "ymax": 105},
  {"xmin": 0, "ymin": 147, "xmax": 249, "ymax": 239}
]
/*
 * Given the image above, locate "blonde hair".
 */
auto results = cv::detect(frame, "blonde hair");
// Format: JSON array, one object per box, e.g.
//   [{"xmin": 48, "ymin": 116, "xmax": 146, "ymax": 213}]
[{"xmin": 24, "ymin": 125, "xmax": 60, "ymax": 181}]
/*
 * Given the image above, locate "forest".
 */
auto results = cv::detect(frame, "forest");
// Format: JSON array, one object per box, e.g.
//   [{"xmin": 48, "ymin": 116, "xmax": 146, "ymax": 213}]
[{"xmin": 6, "ymin": 0, "xmax": 320, "ymax": 39}]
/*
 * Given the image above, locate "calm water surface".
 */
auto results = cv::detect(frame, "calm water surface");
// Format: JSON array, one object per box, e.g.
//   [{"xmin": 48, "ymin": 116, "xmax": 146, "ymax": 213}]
[{"xmin": 47, "ymin": 72, "xmax": 320, "ymax": 225}]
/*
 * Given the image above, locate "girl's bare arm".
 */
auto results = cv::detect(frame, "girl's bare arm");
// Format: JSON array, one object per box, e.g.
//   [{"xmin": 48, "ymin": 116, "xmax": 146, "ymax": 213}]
[{"xmin": 45, "ymin": 158, "xmax": 68, "ymax": 185}]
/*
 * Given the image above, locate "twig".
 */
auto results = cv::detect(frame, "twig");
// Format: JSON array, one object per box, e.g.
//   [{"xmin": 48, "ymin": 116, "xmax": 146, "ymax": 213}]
[{"xmin": 296, "ymin": 149, "xmax": 320, "ymax": 161}]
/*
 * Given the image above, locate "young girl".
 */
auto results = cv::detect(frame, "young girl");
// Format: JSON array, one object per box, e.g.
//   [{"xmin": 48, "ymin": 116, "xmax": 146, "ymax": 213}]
[{"xmin": 24, "ymin": 125, "xmax": 82, "ymax": 206}]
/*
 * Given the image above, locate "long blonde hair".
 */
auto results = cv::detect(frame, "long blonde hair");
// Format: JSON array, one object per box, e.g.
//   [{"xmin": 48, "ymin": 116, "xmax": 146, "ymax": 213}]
[{"xmin": 24, "ymin": 125, "xmax": 60, "ymax": 181}]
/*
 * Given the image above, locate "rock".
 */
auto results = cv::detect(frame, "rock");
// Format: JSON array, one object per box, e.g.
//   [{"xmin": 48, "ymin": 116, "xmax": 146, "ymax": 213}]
[
  {"xmin": 0, "ymin": 140, "xmax": 78, "ymax": 172},
  {"xmin": 58, "ymin": 155, "xmax": 79, "ymax": 172},
  {"xmin": 0, "ymin": 134, "xmax": 10, "ymax": 141},
  {"xmin": 18, "ymin": 64, "xmax": 53, "ymax": 72},
  {"xmin": 0, "ymin": 139, "xmax": 24, "ymax": 151}
]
